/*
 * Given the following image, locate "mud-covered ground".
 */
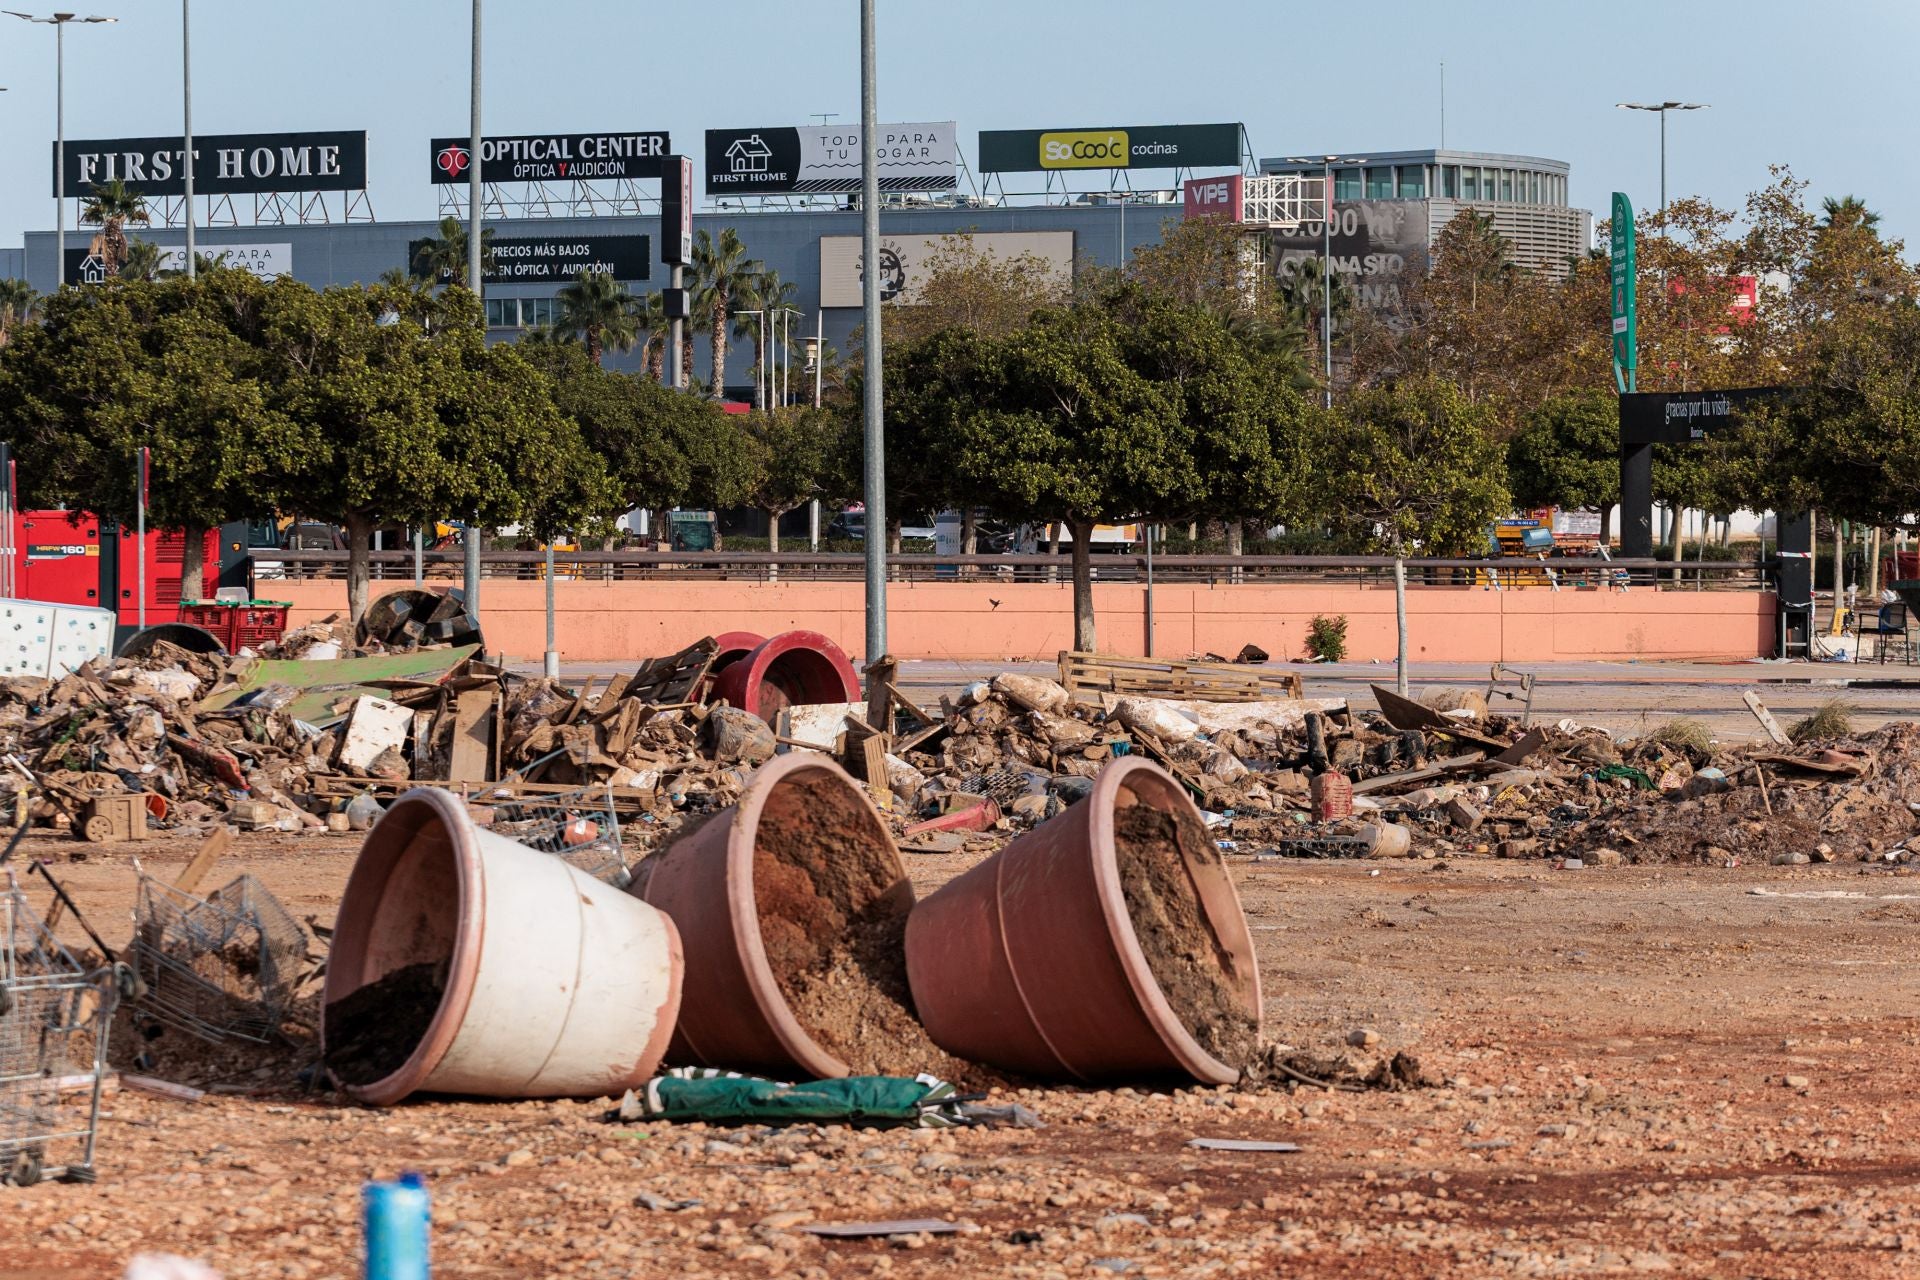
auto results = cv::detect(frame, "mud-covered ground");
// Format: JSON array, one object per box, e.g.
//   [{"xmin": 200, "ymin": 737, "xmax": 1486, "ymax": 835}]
[{"xmin": 10, "ymin": 831, "xmax": 1920, "ymax": 1278}]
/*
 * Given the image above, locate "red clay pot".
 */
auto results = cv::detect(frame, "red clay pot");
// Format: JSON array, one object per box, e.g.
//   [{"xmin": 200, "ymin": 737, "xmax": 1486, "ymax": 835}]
[
  {"xmin": 708, "ymin": 630, "xmax": 860, "ymax": 722},
  {"xmin": 695, "ymin": 631, "xmax": 767, "ymax": 703},
  {"xmin": 629, "ymin": 753, "xmax": 911, "ymax": 1079},
  {"xmin": 904, "ymin": 757, "xmax": 1261, "ymax": 1085}
]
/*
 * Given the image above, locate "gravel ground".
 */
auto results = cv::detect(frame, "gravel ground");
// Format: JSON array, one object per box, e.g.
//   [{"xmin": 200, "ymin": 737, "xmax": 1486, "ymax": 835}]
[{"xmin": 13, "ymin": 832, "xmax": 1920, "ymax": 1278}]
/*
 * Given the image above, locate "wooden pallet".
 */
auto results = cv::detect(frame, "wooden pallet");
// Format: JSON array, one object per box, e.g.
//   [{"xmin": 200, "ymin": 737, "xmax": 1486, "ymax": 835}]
[
  {"xmin": 628, "ymin": 637, "xmax": 719, "ymax": 705},
  {"xmin": 1057, "ymin": 651, "xmax": 1303, "ymax": 703}
]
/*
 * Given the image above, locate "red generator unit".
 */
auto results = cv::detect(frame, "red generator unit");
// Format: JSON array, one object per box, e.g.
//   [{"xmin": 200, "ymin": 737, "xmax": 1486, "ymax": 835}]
[{"xmin": 11, "ymin": 511, "xmax": 223, "ymax": 632}]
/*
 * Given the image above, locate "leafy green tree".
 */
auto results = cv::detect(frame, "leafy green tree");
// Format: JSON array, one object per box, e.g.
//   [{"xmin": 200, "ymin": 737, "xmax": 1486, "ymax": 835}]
[
  {"xmin": 740, "ymin": 406, "xmax": 849, "ymax": 553},
  {"xmin": 78, "ymin": 180, "xmax": 149, "ymax": 278},
  {"xmin": 948, "ymin": 304, "xmax": 1194, "ymax": 650},
  {"xmin": 1506, "ymin": 389, "xmax": 1620, "ymax": 538},
  {"xmin": 411, "ymin": 216, "xmax": 498, "ymax": 286},
  {"xmin": 691, "ymin": 228, "xmax": 760, "ymax": 397},
  {"xmin": 0, "ymin": 279, "xmax": 40, "ymax": 348},
  {"xmin": 1312, "ymin": 378, "xmax": 1510, "ymax": 691},
  {"xmin": 120, "ymin": 239, "xmax": 164, "ymax": 283},
  {"xmin": 0, "ymin": 268, "xmax": 295, "ymax": 600},
  {"xmin": 263, "ymin": 283, "xmax": 600, "ymax": 620},
  {"xmin": 553, "ymin": 270, "xmax": 638, "ymax": 366}
]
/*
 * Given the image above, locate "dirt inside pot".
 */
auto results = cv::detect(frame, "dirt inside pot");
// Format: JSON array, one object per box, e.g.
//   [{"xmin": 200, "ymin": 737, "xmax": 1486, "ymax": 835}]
[
  {"xmin": 752, "ymin": 770, "xmax": 973, "ymax": 1080},
  {"xmin": 324, "ymin": 962, "xmax": 445, "ymax": 1086},
  {"xmin": 1113, "ymin": 800, "xmax": 1259, "ymax": 1070}
]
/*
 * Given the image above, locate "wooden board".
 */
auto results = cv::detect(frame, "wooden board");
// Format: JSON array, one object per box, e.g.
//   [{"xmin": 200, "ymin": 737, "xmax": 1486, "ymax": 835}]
[
  {"xmin": 1743, "ymin": 691, "xmax": 1791, "ymax": 746},
  {"xmin": 173, "ymin": 827, "xmax": 233, "ymax": 897},
  {"xmin": 629, "ymin": 638, "xmax": 719, "ymax": 705},
  {"xmin": 448, "ymin": 688, "xmax": 497, "ymax": 783},
  {"xmin": 1058, "ymin": 651, "xmax": 1303, "ymax": 703}
]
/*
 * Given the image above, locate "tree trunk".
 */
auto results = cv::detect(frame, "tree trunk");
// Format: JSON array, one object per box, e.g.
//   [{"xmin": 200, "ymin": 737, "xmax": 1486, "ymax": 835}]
[
  {"xmin": 1600, "ymin": 504, "xmax": 1613, "ymax": 549},
  {"xmin": 710, "ymin": 290, "xmax": 729, "ymax": 397},
  {"xmin": 1070, "ymin": 518, "xmax": 1097, "ymax": 652},
  {"xmin": 887, "ymin": 517, "xmax": 902, "ymax": 584},
  {"xmin": 960, "ymin": 509, "xmax": 977, "ymax": 580},
  {"xmin": 767, "ymin": 508, "xmax": 780, "ymax": 555},
  {"xmin": 682, "ymin": 333, "xmax": 696, "ymax": 390},
  {"xmin": 1832, "ymin": 516, "xmax": 1846, "ymax": 632},
  {"xmin": 752, "ymin": 341, "xmax": 766, "ymax": 413},
  {"xmin": 179, "ymin": 525, "xmax": 207, "ymax": 603},
  {"xmin": 1226, "ymin": 520, "xmax": 1244, "ymax": 585},
  {"xmin": 1047, "ymin": 522, "xmax": 1062, "ymax": 584},
  {"xmin": 1393, "ymin": 555, "xmax": 1409, "ymax": 696},
  {"xmin": 587, "ymin": 328, "xmax": 603, "ymax": 366},
  {"xmin": 1669, "ymin": 505, "xmax": 1685, "ymax": 585},
  {"xmin": 1868, "ymin": 526, "xmax": 1883, "ymax": 601},
  {"xmin": 344, "ymin": 512, "xmax": 374, "ymax": 625}
]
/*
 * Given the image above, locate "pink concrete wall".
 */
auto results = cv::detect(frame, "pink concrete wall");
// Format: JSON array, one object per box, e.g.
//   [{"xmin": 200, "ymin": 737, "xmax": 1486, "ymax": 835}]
[{"xmin": 262, "ymin": 578, "xmax": 1777, "ymax": 665}]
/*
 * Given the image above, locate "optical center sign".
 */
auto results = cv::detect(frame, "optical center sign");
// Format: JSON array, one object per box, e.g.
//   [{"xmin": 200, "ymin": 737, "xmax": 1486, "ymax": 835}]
[
  {"xmin": 429, "ymin": 133, "xmax": 669, "ymax": 184},
  {"xmin": 55, "ymin": 131, "xmax": 367, "ymax": 197},
  {"xmin": 407, "ymin": 234, "xmax": 651, "ymax": 286},
  {"xmin": 978, "ymin": 123, "xmax": 1240, "ymax": 173},
  {"xmin": 704, "ymin": 122, "xmax": 955, "ymax": 195}
]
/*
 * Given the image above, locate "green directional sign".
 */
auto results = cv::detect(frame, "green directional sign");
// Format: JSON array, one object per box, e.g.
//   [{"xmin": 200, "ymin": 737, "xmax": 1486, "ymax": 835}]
[{"xmin": 1611, "ymin": 192, "xmax": 1637, "ymax": 393}]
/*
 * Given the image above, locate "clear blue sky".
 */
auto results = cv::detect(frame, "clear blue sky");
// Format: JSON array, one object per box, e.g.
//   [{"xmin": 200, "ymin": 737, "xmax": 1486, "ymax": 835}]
[{"xmin": 0, "ymin": 0, "xmax": 1914, "ymax": 248}]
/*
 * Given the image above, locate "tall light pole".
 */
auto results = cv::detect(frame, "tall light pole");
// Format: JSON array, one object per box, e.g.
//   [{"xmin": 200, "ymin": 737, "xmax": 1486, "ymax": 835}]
[
  {"xmin": 859, "ymin": 0, "xmax": 886, "ymax": 662},
  {"xmin": 182, "ymin": 0, "xmax": 193, "ymax": 277},
  {"xmin": 1285, "ymin": 154, "xmax": 1364, "ymax": 408},
  {"xmin": 7, "ymin": 12, "xmax": 118, "ymax": 284},
  {"xmin": 463, "ymin": 0, "xmax": 484, "ymax": 632},
  {"xmin": 1615, "ymin": 102, "xmax": 1708, "ymax": 216}
]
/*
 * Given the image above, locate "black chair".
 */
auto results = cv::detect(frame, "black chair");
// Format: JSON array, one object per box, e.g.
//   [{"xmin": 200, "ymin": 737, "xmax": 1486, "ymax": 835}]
[{"xmin": 1859, "ymin": 602, "xmax": 1914, "ymax": 664}]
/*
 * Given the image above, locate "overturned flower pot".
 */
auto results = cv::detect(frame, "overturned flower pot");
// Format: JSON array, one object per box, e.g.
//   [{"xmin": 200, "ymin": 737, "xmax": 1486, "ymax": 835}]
[
  {"xmin": 708, "ymin": 630, "xmax": 860, "ymax": 722},
  {"xmin": 323, "ymin": 788, "xmax": 684, "ymax": 1105},
  {"xmin": 631, "ymin": 753, "xmax": 931, "ymax": 1080},
  {"xmin": 905, "ymin": 756, "xmax": 1262, "ymax": 1085}
]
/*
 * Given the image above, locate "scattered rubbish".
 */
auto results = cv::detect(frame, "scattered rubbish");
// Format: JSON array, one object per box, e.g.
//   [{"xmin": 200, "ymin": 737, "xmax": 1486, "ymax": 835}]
[
  {"xmin": 617, "ymin": 1067, "xmax": 967, "ymax": 1128},
  {"xmin": 802, "ymin": 1220, "xmax": 962, "ymax": 1239},
  {"xmin": 1186, "ymin": 1138, "xmax": 1302, "ymax": 1153}
]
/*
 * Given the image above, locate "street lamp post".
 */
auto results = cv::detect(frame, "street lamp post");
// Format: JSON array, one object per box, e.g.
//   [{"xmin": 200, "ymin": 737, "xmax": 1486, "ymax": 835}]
[
  {"xmin": 859, "ymin": 0, "xmax": 886, "ymax": 663},
  {"xmin": 1284, "ymin": 154, "xmax": 1365, "ymax": 409},
  {"xmin": 7, "ymin": 12, "xmax": 118, "ymax": 283},
  {"xmin": 182, "ymin": 0, "xmax": 193, "ymax": 277},
  {"xmin": 1614, "ymin": 101, "xmax": 1708, "ymax": 216},
  {"xmin": 464, "ymin": 0, "xmax": 483, "ymax": 634}
]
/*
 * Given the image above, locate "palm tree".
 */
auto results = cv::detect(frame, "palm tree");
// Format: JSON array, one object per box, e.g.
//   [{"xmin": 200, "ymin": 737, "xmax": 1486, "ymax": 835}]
[
  {"xmin": 119, "ymin": 239, "xmax": 164, "ymax": 282},
  {"xmin": 553, "ymin": 269, "xmax": 639, "ymax": 365},
  {"xmin": 635, "ymin": 289, "xmax": 669, "ymax": 383},
  {"xmin": 1820, "ymin": 195, "xmax": 1881, "ymax": 234},
  {"xmin": 411, "ymin": 215, "xmax": 497, "ymax": 287},
  {"xmin": 732, "ymin": 268, "xmax": 799, "ymax": 410},
  {"xmin": 691, "ymin": 227, "xmax": 761, "ymax": 398},
  {"xmin": 78, "ymin": 180, "xmax": 150, "ymax": 278},
  {"xmin": 0, "ymin": 279, "xmax": 40, "ymax": 349}
]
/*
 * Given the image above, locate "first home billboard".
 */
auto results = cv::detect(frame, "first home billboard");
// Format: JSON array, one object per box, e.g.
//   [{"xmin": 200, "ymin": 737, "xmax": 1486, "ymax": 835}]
[
  {"xmin": 429, "ymin": 133, "xmax": 670, "ymax": 184},
  {"xmin": 978, "ymin": 124, "xmax": 1241, "ymax": 173},
  {"xmin": 705, "ymin": 122, "xmax": 955, "ymax": 195},
  {"xmin": 55, "ymin": 131, "xmax": 366, "ymax": 197}
]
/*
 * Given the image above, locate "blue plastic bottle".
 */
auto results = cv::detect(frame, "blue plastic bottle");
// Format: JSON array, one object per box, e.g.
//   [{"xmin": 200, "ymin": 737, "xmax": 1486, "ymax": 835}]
[{"xmin": 362, "ymin": 1172, "xmax": 431, "ymax": 1280}]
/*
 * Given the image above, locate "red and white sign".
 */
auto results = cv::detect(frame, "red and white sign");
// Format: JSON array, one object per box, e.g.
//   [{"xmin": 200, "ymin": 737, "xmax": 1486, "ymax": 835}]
[{"xmin": 1183, "ymin": 174, "xmax": 1244, "ymax": 222}]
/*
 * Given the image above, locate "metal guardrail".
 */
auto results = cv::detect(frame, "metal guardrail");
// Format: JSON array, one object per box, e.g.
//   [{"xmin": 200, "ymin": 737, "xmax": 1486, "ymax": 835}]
[{"xmin": 259, "ymin": 549, "xmax": 1773, "ymax": 590}]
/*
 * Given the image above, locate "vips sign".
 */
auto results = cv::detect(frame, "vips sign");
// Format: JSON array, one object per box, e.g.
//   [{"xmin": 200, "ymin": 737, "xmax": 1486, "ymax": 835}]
[
  {"xmin": 406, "ymin": 234, "xmax": 651, "ymax": 286},
  {"xmin": 979, "ymin": 124, "xmax": 1241, "ymax": 173},
  {"xmin": 1183, "ymin": 174, "xmax": 1245, "ymax": 222},
  {"xmin": 64, "ymin": 242, "xmax": 291, "ymax": 286},
  {"xmin": 429, "ymin": 133, "xmax": 669, "ymax": 184},
  {"xmin": 819, "ymin": 231, "xmax": 1073, "ymax": 308},
  {"xmin": 705, "ymin": 122, "xmax": 955, "ymax": 195},
  {"xmin": 55, "ymin": 131, "xmax": 366, "ymax": 198}
]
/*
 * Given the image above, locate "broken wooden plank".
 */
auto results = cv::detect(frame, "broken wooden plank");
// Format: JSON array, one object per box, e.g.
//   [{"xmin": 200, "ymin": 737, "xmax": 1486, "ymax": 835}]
[
  {"xmin": 172, "ymin": 826, "xmax": 233, "ymax": 897},
  {"xmin": 1493, "ymin": 727, "xmax": 1547, "ymax": 766},
  {"xmin": 1743, "ymin": 690, "xmax": 1791, "ymax": 746},
  {"xmin": 864, "ymin": 655, "xmax": 897, "ymax": 736},
  {"xmin": 1058, "ymin": 650, "xmax": 1304, "ymax": 703},
  {"xmin": 447, "ymin": 688, "xmax": 497, "ymax": 784}
]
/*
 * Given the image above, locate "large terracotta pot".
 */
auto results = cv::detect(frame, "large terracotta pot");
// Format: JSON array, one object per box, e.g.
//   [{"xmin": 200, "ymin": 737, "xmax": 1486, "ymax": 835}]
[
  {"xmin": 708, "ymin": 630, "xmax": 860, "ymax": 722},
  {"xmin": 694, "ymin": 631, "xmax": 767, "ymax": 703},
  {"xmin": 630, "ymin": 753, "xmax": 910, "ymax": 1079},
  {"xmin": 324, "ymin": 788, "xmax": 684, "ymax": 1105},
  {"xmin": 904, "ymin": 757, "xmax": 1261, "ymax": 1084}
]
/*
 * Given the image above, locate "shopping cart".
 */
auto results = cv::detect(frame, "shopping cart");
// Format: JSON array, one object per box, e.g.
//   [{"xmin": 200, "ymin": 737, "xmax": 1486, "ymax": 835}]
[
  {"xmin": 0, "ymin": 872, "xmax": 119, "ymax": 1186},
  {"xmin": 128, "ymin": 872, "xmax": 307, "ymax": 1045},
  {"xmin": 475, "ymin": 784, "xmax": 628, "ymax": 887}
]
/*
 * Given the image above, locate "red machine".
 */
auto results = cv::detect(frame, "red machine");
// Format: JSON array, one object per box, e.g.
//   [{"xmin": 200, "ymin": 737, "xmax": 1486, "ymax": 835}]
[{"xmin": 10, "ymin": 510, "xmax": 223, "ymax": 629}]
